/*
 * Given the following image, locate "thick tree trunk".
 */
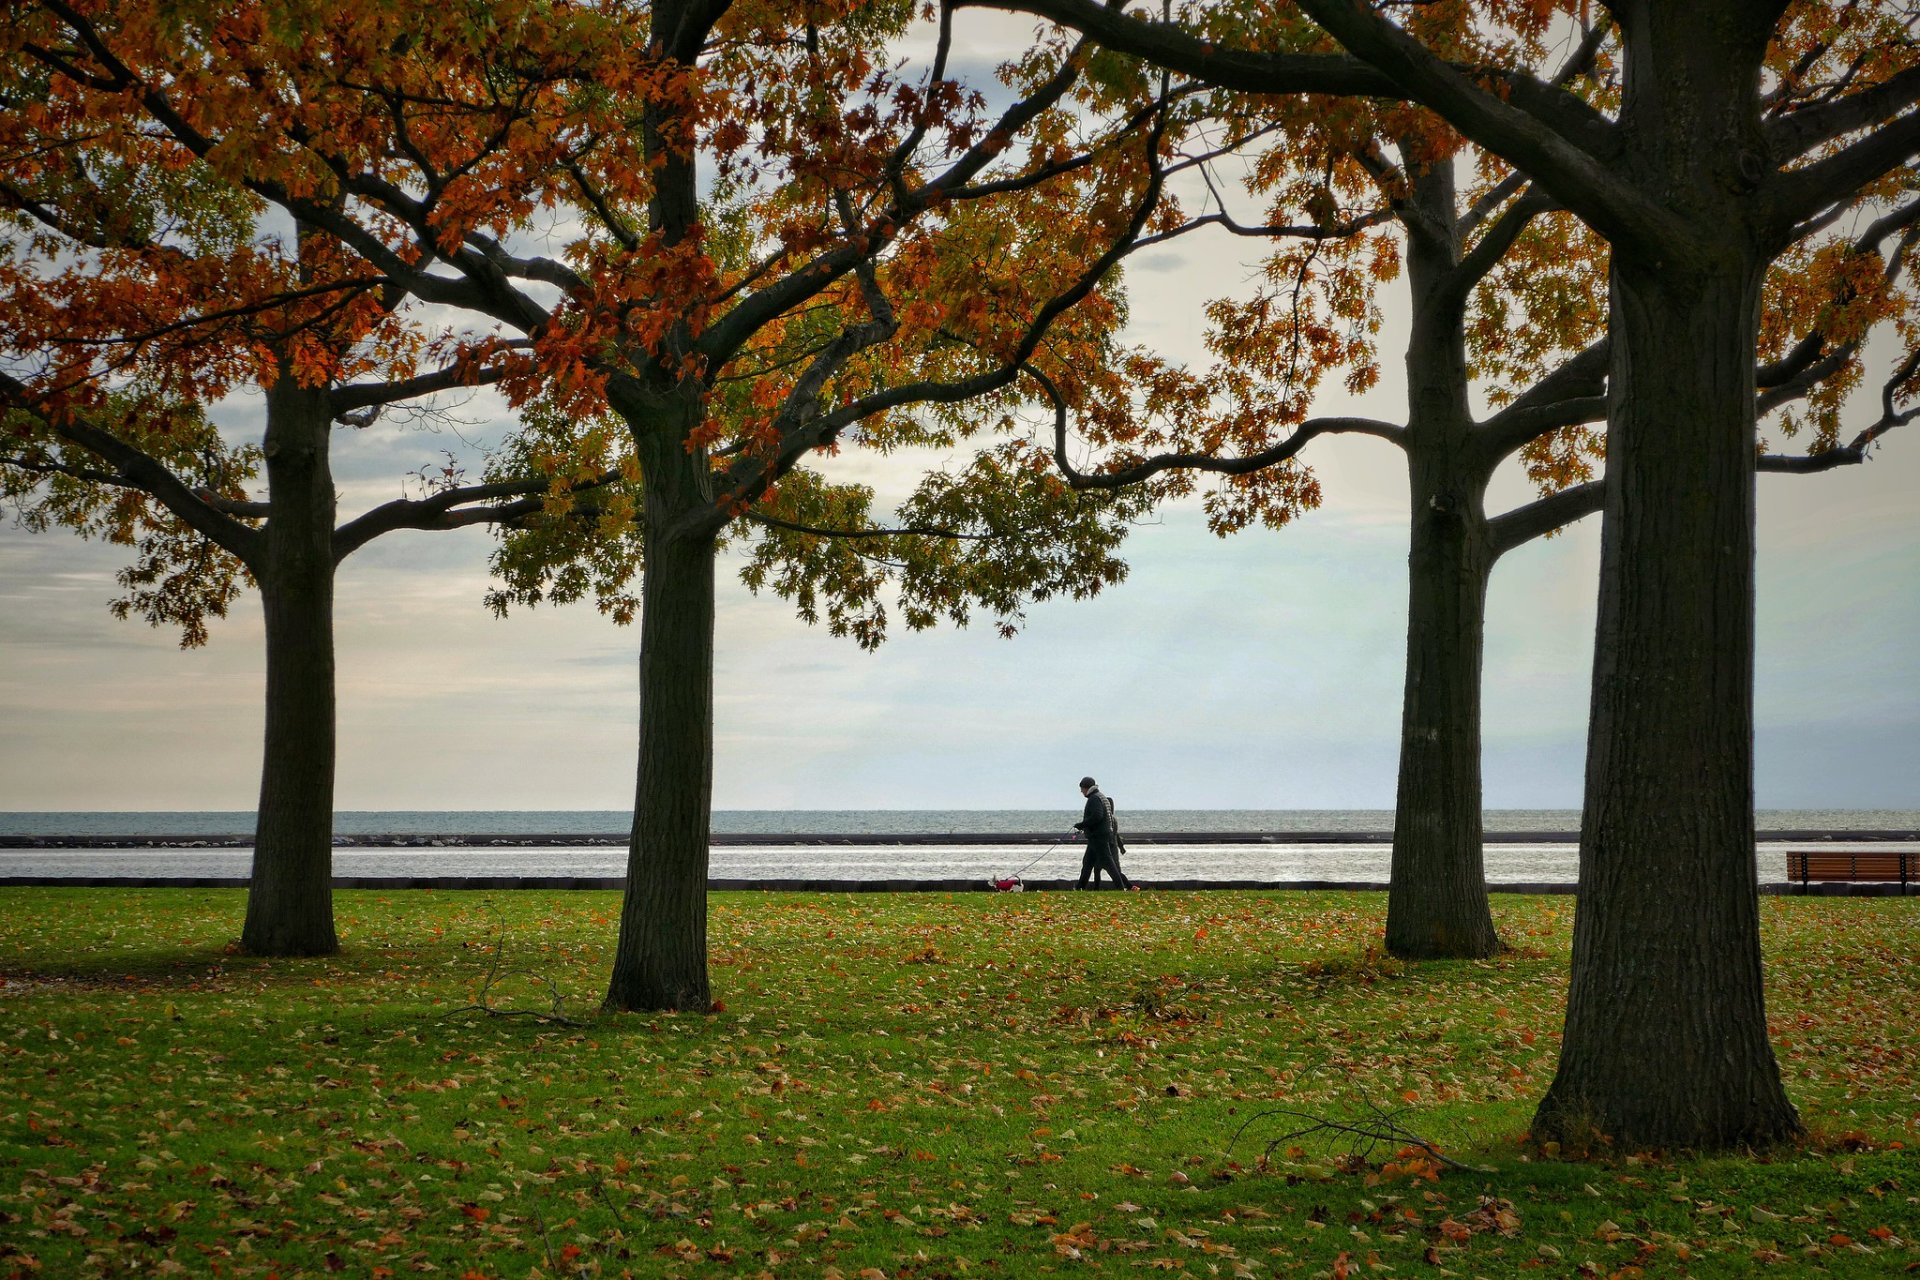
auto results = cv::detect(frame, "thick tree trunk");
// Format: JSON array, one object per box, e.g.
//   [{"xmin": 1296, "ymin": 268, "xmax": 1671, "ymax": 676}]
[
  {"xmin": 1533, "ymin": 4, "xmax": 1801, "ymax": 1150},
  {"xmin": 1532, "ymin": 255, "xmax": 1801, "ymax": 1149},
  {"xmin": 605, "ymin": 408, "xmax": 718, "ymax": 1012},
  {"xmin": 241, "ymin": 378, "xmax": 339, "ymax": 957},
  {"xmin": 1385, "ymin": 161, "xmax": 1502, "ymax": 959}
]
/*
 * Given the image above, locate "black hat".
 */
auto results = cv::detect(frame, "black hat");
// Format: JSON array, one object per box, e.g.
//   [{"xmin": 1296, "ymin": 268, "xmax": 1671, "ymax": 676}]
[{"xmin": 1078, "ymin": 776, "xmax": 1096, "ymax": 788}]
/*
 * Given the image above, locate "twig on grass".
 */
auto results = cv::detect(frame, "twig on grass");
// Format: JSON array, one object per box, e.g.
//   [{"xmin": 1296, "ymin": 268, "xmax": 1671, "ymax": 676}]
[
  {"xmin": 445, "ymin": 901, "xmax": 590, "ymax": 1028},
  {"xmin": 593, "ymin": 1174, "xmax": 632, "ymax": 1229},
  {"xmin": 528, "ymin": 1198, "xmax": 565, "ymax": 1276},
  {"xmin": 1233, "ymin": 1086, "xmax": 1498, "ymax": 1176}
]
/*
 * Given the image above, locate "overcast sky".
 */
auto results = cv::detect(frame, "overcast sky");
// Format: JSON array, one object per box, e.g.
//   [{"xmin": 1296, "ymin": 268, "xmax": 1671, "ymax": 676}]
[{"xmin": 4, "ymin": 18, "xmax": 1917, "ymax": 816}]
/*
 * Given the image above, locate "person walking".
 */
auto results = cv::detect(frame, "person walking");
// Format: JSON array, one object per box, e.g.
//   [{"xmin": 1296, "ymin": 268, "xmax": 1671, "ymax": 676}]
[{"xmin": 1073, "ymin": 776, "xmax": 1132, "ymax": 890}]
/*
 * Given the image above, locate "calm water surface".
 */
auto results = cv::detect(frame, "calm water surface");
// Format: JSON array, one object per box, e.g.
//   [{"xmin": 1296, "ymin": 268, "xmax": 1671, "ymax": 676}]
[
  {"xmin": 4, "ymin": 813, "xmax": 1916, "ymax": 884},
  {"xmin": 7, "ymin": 807, "xmax": 1919, "ymax": 838}
]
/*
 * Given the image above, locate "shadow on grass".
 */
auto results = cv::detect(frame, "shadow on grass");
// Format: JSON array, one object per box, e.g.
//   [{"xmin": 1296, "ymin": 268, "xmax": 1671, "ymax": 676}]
[
  {"xmin": 0, "ymin": 941, "xmax": 268, "ymax": 989},
  {"xmin": 0, "ymin": 938, "xmax": 397, "ymax": 991}
]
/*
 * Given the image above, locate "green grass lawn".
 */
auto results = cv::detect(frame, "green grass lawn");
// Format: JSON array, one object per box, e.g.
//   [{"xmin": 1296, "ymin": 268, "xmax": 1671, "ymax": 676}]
[{"xmin": 0, "ymin": 888, "xmax": 1913, "ymax": 1278}]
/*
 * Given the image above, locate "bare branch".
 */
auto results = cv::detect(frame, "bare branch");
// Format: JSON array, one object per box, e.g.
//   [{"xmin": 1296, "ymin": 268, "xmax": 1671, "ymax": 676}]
[
  {"xmin": 327, "ymin": 350, "xmax": 522, "ymax": 416},
  {"xmin": 1032, "ymin": 362, "xmax": 1404, "ymax": 490},
  {"xmin": 445, "ymin": 904, "xmax": 590, "ymax": 1028},
  {"xmin": 1487, "ymin": 478, "xmax": 1602, "ymax": 559},
  {"xmin": 332, "ymin": 471, "xmax": 618, "ymax": 562},
  {"xmin": 1232, "ymin": 1088, "xmax": 1497, "ymax": 1176}
]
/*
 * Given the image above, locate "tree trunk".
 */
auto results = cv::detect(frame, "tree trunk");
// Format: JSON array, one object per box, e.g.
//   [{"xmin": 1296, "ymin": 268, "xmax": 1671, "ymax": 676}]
[
  {"xmin": 601, "ymin": 11, "xmax": 726, "ymax": 1012},
  {"xmin": 605, "ymin": 410, "xmax": 718, "ymax": 1013},
  {"xmin": 1385, "ymin": 160, "xmax": 1502, "ymax": 959},
  {"xmin": 1386, "ymin": 473, "xmax": 1500, "ymax": 958},
  {"xmin": 241, "ymin": 377, "xmax": 339, "ymax": 957},
  {"xmin": 1532, "ymin": 4, "xmax": 1801, "ymax": 1150},
  {"xmin": 1532, "ymin": 254, "xmax": 1801, "ymax": 1150}
]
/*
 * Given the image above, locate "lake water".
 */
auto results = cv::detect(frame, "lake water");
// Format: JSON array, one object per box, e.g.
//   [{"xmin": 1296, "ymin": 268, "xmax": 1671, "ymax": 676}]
[
  {"xmin": 6, "ymin": 807, "xmax": 1919, "ymax": 838},
  {"xmin": 2, "ymin": 810, "xmax": 1914, "ymax": 884}
]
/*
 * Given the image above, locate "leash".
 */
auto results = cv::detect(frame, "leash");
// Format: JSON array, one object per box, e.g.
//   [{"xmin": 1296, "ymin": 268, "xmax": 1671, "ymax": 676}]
[
  {"xmin": 1008, "ymin": 836, "xmax": 1070, "ymax": 880},
  {"xmin": 991, "ymin": 836, "xmax": 1078, "ymax": 889}
]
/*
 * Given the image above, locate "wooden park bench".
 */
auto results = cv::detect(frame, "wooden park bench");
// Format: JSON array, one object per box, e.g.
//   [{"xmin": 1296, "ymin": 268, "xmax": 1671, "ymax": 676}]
[{"xmin": 1785, "ymin": 849, "xmax": 1917, "ymax": 893}]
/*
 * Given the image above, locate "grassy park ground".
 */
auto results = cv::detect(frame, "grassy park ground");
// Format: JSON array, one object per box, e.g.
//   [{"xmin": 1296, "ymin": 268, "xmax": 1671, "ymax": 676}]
[{"xmin": 0, "ymin": 888, "xmax": 1914, "ymax": 1279}]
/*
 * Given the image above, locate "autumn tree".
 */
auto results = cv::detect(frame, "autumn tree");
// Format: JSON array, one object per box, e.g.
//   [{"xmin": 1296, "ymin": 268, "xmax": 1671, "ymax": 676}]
[
  {"xmin": 8, "ymin": 0, "xmax": 1188, "ymax": 1005},
  {"xmin": 1035, "ymin": 61, "xmax": 1621, "ymax": 962},
  {"xmin": 1037, "ymin": 23, "xmax": 1918, "ymax": 962},
  {"xmin": 472, "ymin": 8, "xmax": 1183, "ymax": 1015},
  {"xmin": 0, "ymin": 148, "xmax": 610, "ymax": 955},
  {"xmin": 964, "ymin": 0, "xmax": 1920, "ymax": 1150}
]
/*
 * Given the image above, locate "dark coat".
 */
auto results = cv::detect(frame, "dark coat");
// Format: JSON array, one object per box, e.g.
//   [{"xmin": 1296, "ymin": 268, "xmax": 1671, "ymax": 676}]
[
  {"xmin": 1075, "ymin": 789, "xmax": 1115, "ymax": 848},
  {"xmin": 1074, "ymin": 788, "xmax": 1129, "ymax": 888}
]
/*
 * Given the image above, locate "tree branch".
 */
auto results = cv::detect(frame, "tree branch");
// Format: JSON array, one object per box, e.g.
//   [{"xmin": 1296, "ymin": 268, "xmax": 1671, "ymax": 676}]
[
  {"xmin": 881, "ymin": 0, "xmax": 960, "ymax": 197},
  {"xmin": 1290, "ymin": 0, "xmax": 1679, "ymax": 257},
  {"xmin": 711, "ymin": 93, "xmax": 1185, "ymax": 523},
  {"xmin": 1031, "ymin": 363, "xmax": 1404, "ymax": 490},
  {"xmin": 0, "ymin": 452, "xmax": 130, "ymax": 490},
  {"xmin": 1758, "ymin": 211, "xmax": 1920, "ymax": 414},
  {"xmin": 23, "ymin": 6, "xmax": 557, "ymax": 340},
  {"xmin": 331, "ymin": 471, "xmax": 617, "ymax": 563},
  {"xmin": 1487, "ymin": 477, "xmax": 1603, "ymax": 560},
  {"xmin": 0, "ymin": 376, "xmax": 264, "ymax": 570},
  {"xmin": 1766, "ymin": 115, "xmax": 1920, "ymax": 240},
  {"xmin": 1473, "ymin": 338, "xmax": 1610, "ymax": 462},
  {"xmin": 196, "ymin": 493, "xmax": 272, "ymax": 519},
  {"xmin": 745, "ymin": 510, "xmax": 998, "ymax": 542},
  {"xmin": 1442, "ymin": 185, "xmax": 1559, "ymax": 305},
  {"xmin": 1756, "ymin": 445, "xmax": 1869, "ymax": 474},
  {"xmin": 1455, "ymin": 170, "xmax": 1530, "ymax": 242},
  {"xmin": 960, "ymin": 0, "xmax": 1635, "ymax": 240},
  {"xmin": 1147, "ymin": 203, "xmax": 1397, "ymax": 246},
  {"xmin": 957, "ymin": 0, "xmax": 1398, "ymax": 97},
  {"xmin": 1760, "ymin": 344, "xmax": 1920, "ymax": 472},
  {"xmin": 327, "ymin": 351, "xmax": 519, "ymax": 416},
  {"xmin": 1764, "ymin": 63, "xmax": 1920, "ymax": 161},
  {"xmin": 697, "ymin": 25, "xmax": 1098, "ymax": 368},
  {"xmin": 1489, "ymin": 351, "xmax": 1920, "ymax": 560}
]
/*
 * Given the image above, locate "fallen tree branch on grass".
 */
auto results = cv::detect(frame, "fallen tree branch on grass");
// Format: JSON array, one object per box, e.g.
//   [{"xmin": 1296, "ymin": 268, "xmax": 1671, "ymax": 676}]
[
  {"xmin": 1232, "ymin": 1087, "xmax": 1498, "ymax": 1176},
  {"xmin": 445, "ymin": 903, "xmax": 590, "ymax": 1028}
]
